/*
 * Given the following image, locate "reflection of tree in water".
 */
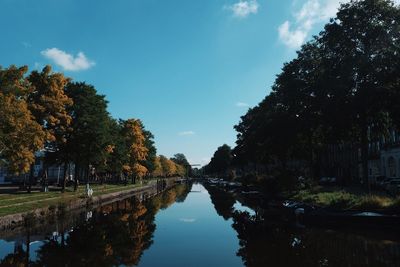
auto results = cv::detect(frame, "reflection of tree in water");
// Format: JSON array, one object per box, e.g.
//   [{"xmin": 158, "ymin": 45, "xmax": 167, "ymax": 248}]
[
  {"xmin": 175, "ymin": 183, "xmax": 192, "ymax": 203},
  {"xmin": 232, "ymin": 211, "xmax": 400, "ymax": 267},
  {"xmin": 0, "ymin": 185, "xmax": 191, "ymax": 267},
  {"xmin": 204, "ymin": 184, "xmax": 235, "ymax": 220},
  {"xmin": 147, "ymin": 183, "xmax": 193, "ymax": 214}
]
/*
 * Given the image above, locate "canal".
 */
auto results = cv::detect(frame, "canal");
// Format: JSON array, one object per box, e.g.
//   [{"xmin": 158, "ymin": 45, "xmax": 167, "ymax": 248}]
[{"xmin": 0, "ymin": 182, "xmax": 400, "ymax": 266}]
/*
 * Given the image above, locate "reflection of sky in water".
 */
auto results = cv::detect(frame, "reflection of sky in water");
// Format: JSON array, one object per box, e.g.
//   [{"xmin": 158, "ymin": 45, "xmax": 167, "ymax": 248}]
[
  {"xmin": 0, "ymin": 184, "xmax": 253, "ymax": 266},
  {"xmin": 233, "ymin": 201, "xmax": 256, "ymax": 216},
  {"xmin": 0, "ymin": 240, "xmax": 13, "ymax": 260},
  {"xmin": 139, "ymin": 183, "xmax": 243, "ymax": 267},
  {"xmin": 0, "ymin": 239, "xmax": 43, "ymax": 262},
  {"xmin": 0, "ymin": 183, "xmax": 399, "ymax": 266}
]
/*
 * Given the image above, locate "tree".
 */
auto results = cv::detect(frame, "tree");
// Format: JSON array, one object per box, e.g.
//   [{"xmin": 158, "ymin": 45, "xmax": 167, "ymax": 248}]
[
  {"xmin": 62, "ymin": 82, "xmax": 111, "ymax": 189},
  {"xmin": 152, "ymin": 156, "xmax": 164, "ymax": 177},
  {"xmin": 175, "ymin": 163, "xmax": 186, "ymax": 177},
  {"xmin": 28, "ymin": 65, "xmax": 72, "ymax": 191},
  {"xmin": 141, "ymin": 128, "xmax": 157, "ymax": 177},
  {"xmin": 0, "ymin": 92, "xmax": 45, "ymax": 174},
  {"xmin": 104, "ymin": 118, "xmax": 128, "ymax": 182},
  {"xmin": 233, "ymin": 0, "xmax": 400, "ymax": 190},
  {"xmin": 318, "ymin": 0, "xmax": 400, "ymax": 186},
  {"xmin": 121, "ymin": 119, "xmax": 149, "ymax": 183},
  {"xmin": 171, "ymin": 153, "xmax": 191, "ymax": 177},
  {"xmin": 0, "ymin": 66, "xmax": 45, "ymax": 174},
  {"xmin": 28, "ymin": 65, "xmax": 72, "ymax": 148},
  {"xmin": 159, "ymin": 155, "xmax": 176, "ymax": 177},
  {"xmin": 205, "ymin": 144, "xmax": 232, "ymax": 177}
]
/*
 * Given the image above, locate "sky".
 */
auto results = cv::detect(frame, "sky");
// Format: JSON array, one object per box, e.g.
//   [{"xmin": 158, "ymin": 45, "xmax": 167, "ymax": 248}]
[{"xmin": 2, "ymin": 0, "xmax": 396, "ymax": 166}]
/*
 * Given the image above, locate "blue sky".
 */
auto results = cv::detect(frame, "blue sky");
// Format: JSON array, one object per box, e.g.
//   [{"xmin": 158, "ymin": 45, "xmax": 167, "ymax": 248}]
[{"xmin": 0, "ymin": 0, "xmax": 364, "ymax": 166}]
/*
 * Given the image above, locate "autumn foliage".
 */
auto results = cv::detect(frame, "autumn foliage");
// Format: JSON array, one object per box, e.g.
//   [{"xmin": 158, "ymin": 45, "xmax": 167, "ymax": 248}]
[{"xmin": 0, "ymin": 64, "xmax": 188, "ymax": 183}]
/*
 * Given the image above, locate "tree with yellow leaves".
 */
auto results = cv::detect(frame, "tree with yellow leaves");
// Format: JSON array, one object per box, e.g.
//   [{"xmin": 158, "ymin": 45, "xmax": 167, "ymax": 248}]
[
  {"xmin": 175, "ymin": 163, "xmax": 186, "ymax": 177},
  {"xmin": 0, "ymin": 66, "xmax": 45, "ymax": 174},
  {"xmin": 27, "ymin": 66, "xmax": 72, "ymax": 192},
  {"xmin": 152, "ymin": 156, "xmax": 163, "ymax": 177},
  {"xmin": 121, "ymin": 119, "xmax": 148, "ymax": 183},
  {"xmin": 159, "ymin": 155, "xmax": 176, "ymax": 177},
  {"xmin": 0, "ymin": 92, "xmax": 45, "ymax": 174},
  {"xmin": 28, "ymin": 65, "xmax": 72, "ymax": 146}
]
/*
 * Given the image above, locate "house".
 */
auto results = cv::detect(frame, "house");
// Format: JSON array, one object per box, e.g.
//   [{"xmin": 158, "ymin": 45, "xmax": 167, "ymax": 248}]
[{"xmin": 0, "ymin": 151, "xmax": 74, "ymax": 185}]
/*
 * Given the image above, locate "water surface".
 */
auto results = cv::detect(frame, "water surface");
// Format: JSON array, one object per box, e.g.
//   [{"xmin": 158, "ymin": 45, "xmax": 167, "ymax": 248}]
[{"xmin": 0, "ymin": 182, "xmax": 399, "ymax": 266}]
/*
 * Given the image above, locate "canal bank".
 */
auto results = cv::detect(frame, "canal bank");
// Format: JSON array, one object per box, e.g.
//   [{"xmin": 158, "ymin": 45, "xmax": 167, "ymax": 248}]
[{"xmin": 0, "ymin": 178, "xmax": 180, "ymax": 230}]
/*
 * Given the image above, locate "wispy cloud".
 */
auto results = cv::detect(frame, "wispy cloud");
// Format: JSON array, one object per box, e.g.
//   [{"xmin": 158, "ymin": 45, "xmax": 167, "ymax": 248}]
[
  {"xmin": 21, "ymin": 41, "xmax": 31, "ymax": 48},
  {"xmin": 236, "ymin": 102, "xmax": 249, "ymax": 108},
  {"xmin": 226, "ymin": 0, "xmax": 259, "ymax": 18},
  {"xmin": 179, "ymin": 218, "xmax": 196, "ymax": 223},
  {"xmin": 41, "ymin": 48, "xmax": 95, "ymax": 71},
  {"xmin": 277, "ymin": 0, "xmax": 400, "ymax": 48},
  {"xmin": 278, "ymin": 0, "xmax": 346, "ymax": 48},
  {"xmin": 179, "ymin": 131, "xmax": 195, "ymax": 136}
]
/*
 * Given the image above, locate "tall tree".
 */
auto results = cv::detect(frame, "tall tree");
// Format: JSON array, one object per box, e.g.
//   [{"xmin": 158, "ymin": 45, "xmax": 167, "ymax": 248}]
[
  {"xmin": 318, "ymin": 0, "xmax": 400, "ymax": 185},
  {"xmin": 171, "ymin": 153, "xmax": 191, "ymax": 177},
  {"xmin": 152, "ymin": 156, "xmax": 164, "ymax": 177},
  {"xmin": 63, "ymin": 82, "xmax": 110, "ymax": 189},
  {"xmin": 0, "ymin": 66, "xmax": 45, "ymax": 174},
  {"xmin": 141, "ymin": 128, "xmax": 157, "ymax": 177},
  {"xmin": 28, "ymin": 65, "xmax": 72, "ymax": 148},
  {"xmin": 205, "ymin": 144, "xmax": 232, "ymax": 177},
  {"xmin": 105, "ymin": 118, "xmax": 128, "ymax": 182},
  {"xmin": 28, "ymin": 65, "xmax": 72, "ymax": 191},
  {"xmin": 159, "ymin": 155, "xmax": 176, "ymax": 177},
  {"xmin": 121, "ymin": 119, "xmax": 149, "ymax": 183}
]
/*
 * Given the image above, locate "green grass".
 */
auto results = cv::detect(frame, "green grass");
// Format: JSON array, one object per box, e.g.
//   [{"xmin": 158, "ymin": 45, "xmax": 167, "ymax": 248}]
[
  {"xmin": 0, "ymin": 182, "xmax": 151, "ymax": 217},
  {"xmin": 293, "ymin": 186, "xmax": 400, "ymax": 212}
]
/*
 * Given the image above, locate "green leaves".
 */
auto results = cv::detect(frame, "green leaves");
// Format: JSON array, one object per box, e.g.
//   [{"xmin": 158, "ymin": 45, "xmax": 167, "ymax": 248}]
[{"xmin": 233, "ymin": 0, "xmax": 400, "ymax": 182}]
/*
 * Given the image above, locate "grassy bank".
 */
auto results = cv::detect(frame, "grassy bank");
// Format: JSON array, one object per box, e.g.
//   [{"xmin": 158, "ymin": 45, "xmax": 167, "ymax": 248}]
[
  {"xmin": 0, "ymin": 183, "xmax": 146, "ymax": 217},
  {"xmin": 292, "ymin": 186, "xmax": 400, "ymax": 212}
]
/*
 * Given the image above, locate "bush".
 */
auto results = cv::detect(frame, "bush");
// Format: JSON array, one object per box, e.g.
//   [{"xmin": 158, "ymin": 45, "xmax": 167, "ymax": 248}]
[{"xmin": 357, "ymin": 195, "xmax": 392, "ymax": 210}]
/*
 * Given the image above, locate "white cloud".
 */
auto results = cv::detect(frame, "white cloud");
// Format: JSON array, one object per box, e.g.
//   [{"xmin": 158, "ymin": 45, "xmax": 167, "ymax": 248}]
[
  {"xmin": 41, "ymin": 48, "xmax": 95, "ymax": 71},
  {"xmin": 179, "ymin": 218, "xmax": 196, "ymax": 223},
  {"xmin": 278, "ymin": 0, "xmax": 345, "ymax": 48},
  {"xmin": 226, "ymin": 0, "xmax": 259, "ymax": 18},
  {"xmin": 278, "ymin": 0, "xmax": 400, "ymax": 48},
  {"xmin": 179, "ymin": 131, "xmax": 195, "ymax": 136},
  {"xmin": 278, "ymin": 21, "xmax": 308, "ymax": 48},
  {"xmin": 236, "ymin": 102, "xmax": 250, "ymax": 107}
]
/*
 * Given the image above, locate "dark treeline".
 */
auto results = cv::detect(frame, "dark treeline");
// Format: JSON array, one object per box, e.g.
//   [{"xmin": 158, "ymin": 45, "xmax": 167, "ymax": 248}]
[
  {"xmin": 0, "ymin": 65, "xmax": 189, "ymax": 192},
  {"xmin": 203, "ymin": 144, "xmax": 233, "ymax": 178},
  {"xmin": 204, "ymin": 0, "xmax": 400, "ymax": 190}
]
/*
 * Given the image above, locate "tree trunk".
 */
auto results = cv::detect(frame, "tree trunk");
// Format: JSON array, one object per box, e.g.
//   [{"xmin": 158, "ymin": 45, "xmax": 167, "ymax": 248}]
[
  {"xmin": 85, "ymin": 165, "xmax": 89, "ymax": 185},
  {"xmin": 62, "ymin": 163, "xmax": 67, "ymax": 192},
  {"xmin": 43, "ymin": 168, "xmax": 48, "ymax": 192},
  {"xmin": 74, "ymin": 164, "xmax": 79, "ymax": 192},
  {"xmin": 308, "ymin": 132, "xmax": 315, "ymax": 180},
  {"xmin": 361, "ymin": 117, "xmax": 370, "ymax": 192},
  {"xmin": 28, "ymin": 164, "xmax": 34, "ymax": 193}
]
